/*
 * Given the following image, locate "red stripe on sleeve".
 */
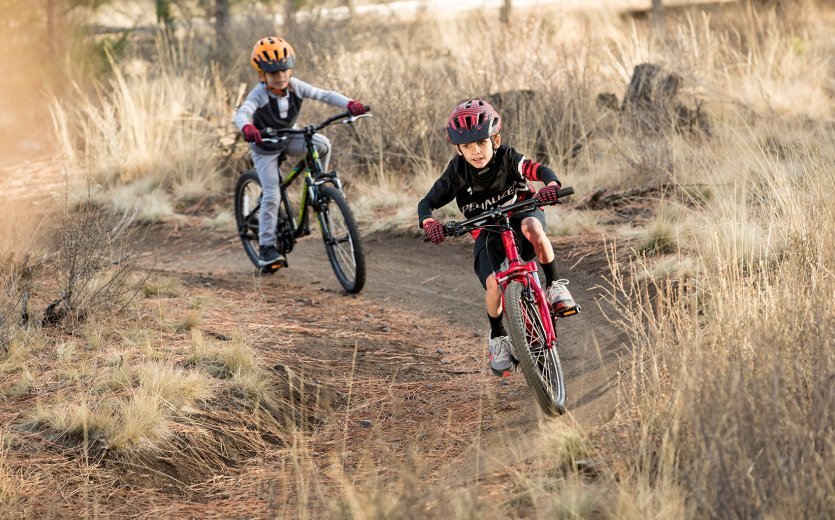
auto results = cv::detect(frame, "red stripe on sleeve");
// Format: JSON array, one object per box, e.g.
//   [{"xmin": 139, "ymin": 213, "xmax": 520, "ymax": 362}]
[{"xmin": 521, "ymin": 160, "xmax": 542, "ymax": 181}]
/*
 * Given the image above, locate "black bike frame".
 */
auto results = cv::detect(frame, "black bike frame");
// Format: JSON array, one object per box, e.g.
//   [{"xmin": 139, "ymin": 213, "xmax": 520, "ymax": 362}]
[{"xmin": 261, "ymin": 112, "xmax": 369, "ymax": 236}]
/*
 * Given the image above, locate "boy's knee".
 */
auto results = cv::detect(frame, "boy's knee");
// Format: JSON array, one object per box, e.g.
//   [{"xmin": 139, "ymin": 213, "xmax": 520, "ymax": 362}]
[
  {"xmin": 521, "ymin": 217, "xmax": 543, "ymax": 237},
  {"xmin": 486, "ymin": 274, "xmax": 500, "ymax": 292}
]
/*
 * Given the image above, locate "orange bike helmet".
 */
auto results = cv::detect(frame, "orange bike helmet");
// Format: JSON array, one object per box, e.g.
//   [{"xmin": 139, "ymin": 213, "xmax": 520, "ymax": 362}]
[
  {"xmin": 445, "ymin": 99, "xmax": 502, "ymax": 145},
  {"xmin": 250, "ymin": 36, "xmax": 296, "ymax": 75}
]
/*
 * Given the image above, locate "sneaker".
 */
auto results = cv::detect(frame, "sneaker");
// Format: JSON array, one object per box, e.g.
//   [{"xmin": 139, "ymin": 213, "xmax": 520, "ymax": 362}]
[
  {"xmin": 259, "ymin": 244, "xmax": 285, "ymax": 266},
  {"xmin": 488, "ymin": 333, "xmax": 516, "ymax": 377},
  {"xmin": 547, "ymin": 279, "xmax": 580, "ymax": 318}
]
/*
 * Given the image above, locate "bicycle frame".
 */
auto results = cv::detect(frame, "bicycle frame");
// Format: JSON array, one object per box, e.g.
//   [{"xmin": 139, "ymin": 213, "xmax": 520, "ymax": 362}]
[
  {"xmin": 277, "ymin": 147, "xmax": 341, "ymax": 237},
  {"xmin": 491, "ymin": 214, "xmax": 559, "ymax": 351},
  {"xmin": 443, "ymin": 190, "xmax": 574, "ymax": 351},
  {"xmin": 263, "ymin": 113, "xmax": 367, "ymax": 237}
]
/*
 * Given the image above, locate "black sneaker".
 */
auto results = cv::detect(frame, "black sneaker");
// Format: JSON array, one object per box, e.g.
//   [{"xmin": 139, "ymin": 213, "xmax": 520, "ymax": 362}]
[{"xmin": 259, "ymin": 245, "xmax": 285, "ymax": 266}]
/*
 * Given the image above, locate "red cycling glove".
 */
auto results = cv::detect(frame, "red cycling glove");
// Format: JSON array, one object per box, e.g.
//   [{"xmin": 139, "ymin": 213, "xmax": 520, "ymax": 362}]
[
  {"xmin": 347, "ymin": 100, "xmax": 368, "ymax": 116},
  {"xmin": 535, "ymin": 185, "xmax": 562, "ymax": 206},
  {"xmin": 422, "ymin": 220, "xmax": 445, "ymax": 244},
  {"xmin": 242, "ymin": 123, "xmax": 262, "ymax": 144}
]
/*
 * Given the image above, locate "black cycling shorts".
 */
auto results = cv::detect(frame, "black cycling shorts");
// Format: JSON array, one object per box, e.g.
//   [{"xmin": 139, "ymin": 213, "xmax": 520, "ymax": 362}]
[{"xmin": 473, "ymin": 208, "xmax": 546, "ymax": 289}]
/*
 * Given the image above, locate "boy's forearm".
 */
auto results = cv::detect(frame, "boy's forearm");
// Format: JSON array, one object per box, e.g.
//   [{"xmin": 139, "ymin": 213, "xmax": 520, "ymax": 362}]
[
  {"xmin": 292, "ymin": 78, "xmax": 351, "ymax": 107},
  {"xmin": 538, "ymin": 164, "xmax": 561, "ymax": 187}
]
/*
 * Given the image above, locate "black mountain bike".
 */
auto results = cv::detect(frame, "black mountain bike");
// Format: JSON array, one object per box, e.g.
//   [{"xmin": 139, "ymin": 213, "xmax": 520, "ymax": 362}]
[{"xmin": 234, "ymin": 111, "xmax": 369, "ymax": 294}]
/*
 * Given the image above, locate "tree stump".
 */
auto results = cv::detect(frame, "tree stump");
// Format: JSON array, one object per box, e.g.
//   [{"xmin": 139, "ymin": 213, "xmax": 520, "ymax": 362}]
[{"xmin": 598, "ymin": 63, "xmax": 710, "ymax": 137}]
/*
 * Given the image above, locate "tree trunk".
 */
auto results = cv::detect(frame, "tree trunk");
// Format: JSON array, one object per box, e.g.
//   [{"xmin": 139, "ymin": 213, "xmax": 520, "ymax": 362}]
[
  {"xmin": 651, "ymin": 0, "xmax": 665, "ymax": 37},
  {"xmin": 215, "ymin": 0, "xmax": 230, "ymax": 63},
  {"xmin": 284, "ymin": 0, "xmax": 299, "ymax": 31},
  {"xmin": 500, "ymin": 0, "xmax": 512, "ymax": 25},
  {"xmin": 156, "ymin": 0, "xmax": 174, "ymax": 29},
  {"xmin": 44, "ymin": 0, "xmax": 61, "ymax": 56}
]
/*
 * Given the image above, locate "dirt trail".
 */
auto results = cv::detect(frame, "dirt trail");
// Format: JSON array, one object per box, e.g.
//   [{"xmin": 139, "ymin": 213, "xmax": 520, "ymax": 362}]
[{"xmin": 139, "ymin": 221, "xmax": 627, "ymax": 484}]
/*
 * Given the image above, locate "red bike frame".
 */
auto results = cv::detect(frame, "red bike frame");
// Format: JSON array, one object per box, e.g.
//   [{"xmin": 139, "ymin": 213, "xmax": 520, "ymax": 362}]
[{"xmin": 492, "ymin": 216, "xmax": 558, "ymax": 350}]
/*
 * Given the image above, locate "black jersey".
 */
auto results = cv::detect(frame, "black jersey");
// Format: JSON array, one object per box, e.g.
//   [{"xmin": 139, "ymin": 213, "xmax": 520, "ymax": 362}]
[{"xmin": 417, "ymin": 144, "xmax": 560, "ymax": 226}]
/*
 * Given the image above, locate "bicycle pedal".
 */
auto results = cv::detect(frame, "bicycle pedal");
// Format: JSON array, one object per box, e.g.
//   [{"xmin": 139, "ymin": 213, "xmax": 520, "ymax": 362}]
[
  {"xmin": 260, "ymin": 261, "xmax": 287, "ymax": 274},
  {"xmin": 555, "ymin": 304, "xmax": 581, "ymax": 318}
]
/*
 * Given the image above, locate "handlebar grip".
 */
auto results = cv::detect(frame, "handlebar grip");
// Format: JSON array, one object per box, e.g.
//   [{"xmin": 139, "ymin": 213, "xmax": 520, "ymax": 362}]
[{"xmin": 556, "ymin": 187, "xmax": 574, "ymax": 198}]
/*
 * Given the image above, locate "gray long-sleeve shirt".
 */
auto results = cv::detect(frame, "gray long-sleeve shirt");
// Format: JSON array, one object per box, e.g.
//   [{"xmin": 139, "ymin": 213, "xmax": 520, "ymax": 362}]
[{"xmin": 234, "ymin": 77, "xmax": 351, "ymax": 154}]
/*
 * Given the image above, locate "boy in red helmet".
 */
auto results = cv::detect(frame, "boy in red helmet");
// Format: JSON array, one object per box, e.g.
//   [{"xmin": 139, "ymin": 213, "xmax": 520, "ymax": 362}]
[
  {"xmin": 417, "ymin": 99, "xmax": 578, "ymax": 376},
  {"xmin": 235, "ymin": 36, "xmax": 368, "ymax": 267}
]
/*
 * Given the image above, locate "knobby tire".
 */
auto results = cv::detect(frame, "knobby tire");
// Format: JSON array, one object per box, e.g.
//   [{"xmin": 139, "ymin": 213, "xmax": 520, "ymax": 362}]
[{"xmin": 317, "ymin": 186, "xmax": 365, "ymax": 293}]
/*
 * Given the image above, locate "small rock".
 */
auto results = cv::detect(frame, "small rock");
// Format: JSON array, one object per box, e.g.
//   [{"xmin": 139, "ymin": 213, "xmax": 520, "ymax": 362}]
[
  {"xmin": 499, "ymin": 379, "xmax": 510, "ymax": 386},
  {"xmin": 359, "ymin": 419, "xmax": 373, "ymax": 428},
  {"xmin": 436, "ymin": 348, "xmax": 447, "ymax": 355},
  {"xmin": 203, "ymin": 282, "xmax": 211, "ymax": 287},
  {"xmin": 440, "ymin": 359, "xmax": 452, "ymax": 365},
  {"xmin": 425, "ymin": 383, "xmax": 435, "ymax": 390},
  {"xmin": 381, "ymin": 326, "xmax": 391, "ymax": 333}
]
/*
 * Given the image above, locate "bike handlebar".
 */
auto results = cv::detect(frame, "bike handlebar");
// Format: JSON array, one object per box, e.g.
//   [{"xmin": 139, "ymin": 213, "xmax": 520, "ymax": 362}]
[
  {"xmin": 443, "ymin": 187, "xmax": 574, "ymax": 237},
  {"xmin": 260, "ymin": 109, "xmax": 373, "ymax": 142}
]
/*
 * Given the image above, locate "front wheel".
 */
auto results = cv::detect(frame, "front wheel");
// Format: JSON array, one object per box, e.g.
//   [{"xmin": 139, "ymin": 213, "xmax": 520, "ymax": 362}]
[
  {"xmin": 505, "ymin": 280, "xmax": 567, "ymax": 416},
  {"xmin": 316, "ymin": 186, "xmax": 366, "ymax": 293}
]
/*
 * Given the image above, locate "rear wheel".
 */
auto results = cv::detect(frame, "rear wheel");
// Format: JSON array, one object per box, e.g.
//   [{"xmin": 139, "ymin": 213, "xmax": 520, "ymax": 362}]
[
  {"xmin": 234, "ymin": 171, "xmax": 262, "ymax": 267},
  {"xmin": 505, "ymin": 280, "xmax": 566, "ymax": 416},
  {"xmin": 316, "ymin": 186, "xmax": 365, "ymax": 293}
]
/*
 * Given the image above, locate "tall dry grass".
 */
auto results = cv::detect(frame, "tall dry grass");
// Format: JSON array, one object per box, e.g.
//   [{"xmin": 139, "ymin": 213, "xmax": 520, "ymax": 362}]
[
  {"xmin": 50, "ymin": 36, "xmax": 233, "ymax": 222},
  {"xmin": 600, "ymin": 5, "xmax": 835, "ymax": 516},
  {"xmin": 26, "ymin": 0, "xmax": 835, "ymax": 516},
  {"xmin": 609, "ymin": 123, "xmax": 835, "ymax": 518}
]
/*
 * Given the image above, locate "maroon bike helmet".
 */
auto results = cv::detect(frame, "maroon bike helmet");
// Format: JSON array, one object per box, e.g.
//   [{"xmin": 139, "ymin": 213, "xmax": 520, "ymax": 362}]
[{"xmin": 445, "ymin": 99, "xmax": 502, "ymax": 145}]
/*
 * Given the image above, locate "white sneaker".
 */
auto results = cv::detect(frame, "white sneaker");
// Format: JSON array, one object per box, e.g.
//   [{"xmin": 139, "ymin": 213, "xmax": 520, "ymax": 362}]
[
  {"xmin": 547, "ymin": 279, "xmax": 580, "ymax": 317},
  {"xmin": 488, "ymin": 333, "xmax": 516, "ymax": 376}
]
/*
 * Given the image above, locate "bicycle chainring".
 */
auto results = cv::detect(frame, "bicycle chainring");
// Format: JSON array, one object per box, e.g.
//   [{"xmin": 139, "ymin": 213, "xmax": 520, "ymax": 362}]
[{"xmin": 276, "ymin": 215, "xmax": 295, "ymax": 255}]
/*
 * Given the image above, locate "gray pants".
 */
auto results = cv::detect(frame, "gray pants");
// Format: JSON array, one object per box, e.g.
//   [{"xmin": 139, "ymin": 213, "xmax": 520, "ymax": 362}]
[{"xmin": 252, "ymin": 133, "xmax": 332, "ymax": 247}]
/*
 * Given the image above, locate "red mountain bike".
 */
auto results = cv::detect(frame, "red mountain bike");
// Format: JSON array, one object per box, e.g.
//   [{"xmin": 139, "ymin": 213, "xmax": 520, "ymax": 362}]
[{"xmin": 443, "ymin": 187, "xmax": 575, "ymax": 416}]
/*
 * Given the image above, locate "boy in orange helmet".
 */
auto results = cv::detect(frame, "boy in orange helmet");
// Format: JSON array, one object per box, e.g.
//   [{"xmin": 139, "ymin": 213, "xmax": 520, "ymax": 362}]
[
  {"xmin": 418, "ymin": 99, "xmax": 578, "ymax": 376},
  {"xmin": 235, "ymin": 36, "xmax": 368, "ymax": 266}
]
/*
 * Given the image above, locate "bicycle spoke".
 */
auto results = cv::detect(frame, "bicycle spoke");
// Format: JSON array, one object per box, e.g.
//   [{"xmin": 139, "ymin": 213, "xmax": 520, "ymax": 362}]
[
  {"xmin": 317, "ymin": 187, "xmax": 365, "ymax": 293},
  {"xmin": 323, "ymin": 210, "xmax": 356, "ymax": 275}
]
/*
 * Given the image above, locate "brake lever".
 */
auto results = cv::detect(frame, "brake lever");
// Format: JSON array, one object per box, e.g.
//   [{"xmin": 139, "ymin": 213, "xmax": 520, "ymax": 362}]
[{"xmin": 342, "ymin": 113, "xmax": 374, "ymax": 124}]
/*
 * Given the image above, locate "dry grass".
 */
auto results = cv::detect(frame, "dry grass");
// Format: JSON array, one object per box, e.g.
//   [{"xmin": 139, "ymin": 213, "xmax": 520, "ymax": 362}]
[
  {"xmin": 49, "ymin": 37, "xmax": 231, "ymax": 221},
  {"xmin": 607, "ymin": 125, "xmax": 835, "ymax": 517}
]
